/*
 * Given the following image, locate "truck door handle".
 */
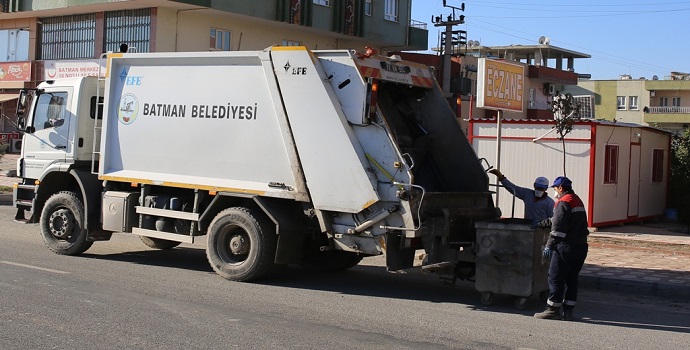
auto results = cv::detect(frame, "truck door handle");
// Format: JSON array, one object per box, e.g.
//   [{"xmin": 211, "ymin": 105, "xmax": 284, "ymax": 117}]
[{"xmin": 56, "ymin": 145, "xmax": 66, "ymax": 149}]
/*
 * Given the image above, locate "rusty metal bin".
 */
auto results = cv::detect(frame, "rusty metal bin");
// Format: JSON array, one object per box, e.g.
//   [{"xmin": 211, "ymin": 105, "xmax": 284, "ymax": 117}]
[{"xmin": 474, "ymin": 218, "xmax": 549, "ymax": 308}]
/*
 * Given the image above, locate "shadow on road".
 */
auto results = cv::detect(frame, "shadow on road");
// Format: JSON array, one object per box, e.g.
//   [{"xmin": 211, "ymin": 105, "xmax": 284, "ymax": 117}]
[{"xmin": 79, "ymin": 245, "xmax": 690, "ymax": 334}]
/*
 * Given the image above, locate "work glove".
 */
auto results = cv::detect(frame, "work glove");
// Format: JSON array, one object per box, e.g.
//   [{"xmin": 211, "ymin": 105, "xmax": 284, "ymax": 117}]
[
  {"xmin": 542, "ymin": 247, "xmax": 553, "ymax": 260},
  {"xmin": 531, "ymin": 218, "xmax": 552, "ymax": 229},
  {"xmin": 488, "ymin": 169, "xmax": 504, "ymax": 180}
]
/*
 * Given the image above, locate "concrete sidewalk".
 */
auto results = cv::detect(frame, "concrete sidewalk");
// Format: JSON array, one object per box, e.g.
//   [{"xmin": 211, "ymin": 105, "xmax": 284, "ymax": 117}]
[
  {"xmin": 581, "ymin": 222, "xmax": 690, "ymax": 300},
  {"xmin": 1, "ymin": 153, "xmax": 688, "ymax": 300}
]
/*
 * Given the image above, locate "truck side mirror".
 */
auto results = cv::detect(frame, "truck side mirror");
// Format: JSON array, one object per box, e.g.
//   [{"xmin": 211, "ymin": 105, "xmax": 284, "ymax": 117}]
[{"xmin": 17, "ymin": 116, "xmax": 26, "ymax": 130}]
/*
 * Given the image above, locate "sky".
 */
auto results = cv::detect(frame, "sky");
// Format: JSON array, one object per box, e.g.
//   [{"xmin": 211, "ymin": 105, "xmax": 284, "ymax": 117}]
[{"xmin": 411, "ymin": 0, "xmax": 690, "ymax": 80}]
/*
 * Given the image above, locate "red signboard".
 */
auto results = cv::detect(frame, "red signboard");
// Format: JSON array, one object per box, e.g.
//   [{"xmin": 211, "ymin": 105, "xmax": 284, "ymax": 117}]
[
  {"xmin": 0, "ymin": 61, "xmax": 31, "ymax": 82},
  {"xmin": 0, "ymin": 132, "xmax": 21, "ymax": 144}
]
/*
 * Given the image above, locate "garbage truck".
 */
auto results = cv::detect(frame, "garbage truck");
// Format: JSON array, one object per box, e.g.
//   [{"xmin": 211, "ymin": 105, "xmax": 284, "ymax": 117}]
[{"xmin": 13, "ymin": 46, "xmax": 500, "ymax": 282}]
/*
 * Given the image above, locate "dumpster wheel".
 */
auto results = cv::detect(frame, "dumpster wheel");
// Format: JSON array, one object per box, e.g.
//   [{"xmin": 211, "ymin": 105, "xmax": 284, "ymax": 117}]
[
  {"xmin": 480, "ymin": 292, "xmax": 493, "ymax": 305},
  {"xmin": 514, "ymin": 297, "xmax": 528, "ymax": 309}
]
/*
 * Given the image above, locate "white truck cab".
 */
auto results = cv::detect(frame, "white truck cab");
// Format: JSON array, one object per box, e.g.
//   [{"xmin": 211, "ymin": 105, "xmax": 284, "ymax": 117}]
[{"xmin": 16, "ymin": 77, "xmax": 101, "ymax": 180}]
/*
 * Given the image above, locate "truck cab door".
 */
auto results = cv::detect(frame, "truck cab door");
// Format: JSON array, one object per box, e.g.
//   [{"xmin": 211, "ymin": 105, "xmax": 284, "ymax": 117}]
[{"xmin": 21, "ymin": 90, "xmax": 73, "ymax": 179}]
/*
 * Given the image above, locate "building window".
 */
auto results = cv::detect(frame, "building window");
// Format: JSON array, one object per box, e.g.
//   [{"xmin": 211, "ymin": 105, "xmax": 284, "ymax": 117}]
[
  {"xmin": 282, "ymin": 39, "xmax": 301, "ymax": 46},
  {"xmin": 39, "ymin": 14, "xmax": 96, "ymax": 59},
  {"xmin": 659, "ymin": 97, "xmax": 668, "ymax": 106},
  {"xmin": 673, "ymin": 97, "xmax": 681, "ymax": 107},
  {"xmin": 0, "ymin": 29, "xmax": 30, "ymax": 61},
  {"xmin": 314, "ymin": 0, "xmax": 330, "ymax": 6},
  {"xmin": 604, "ymin": 145, "xmax": 619, "ymax": 184},
  {"xmin": 210, "ymin": 28, "xmax": 231, "ymax": 51},
  {"xmin": 574, "ymin": 95, "xmax": 595, "ymax": 119},
  {"xmin": 652, "ymin": 149, "xmax": 664, "ymax": 182},
  {"xmin": 616, "ymin": 96, "xmax": 626, "ymax": 110},
  {"xmin": 104, "ymin": 9, "xmax": 151, "ymax": 53},
  {"xmin": 629, "ymin": 96, "xmax": 638, "ymax": 110},
  {"xmin": 365, "ymin": 0, "xmax": 372, "ymax": 16},
  {"xmin": 385, "ymin": 0, "xmax": 398, "ymax": 21}
]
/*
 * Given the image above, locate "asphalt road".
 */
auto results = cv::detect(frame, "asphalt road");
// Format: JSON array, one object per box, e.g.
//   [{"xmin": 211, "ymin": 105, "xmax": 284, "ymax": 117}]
[{"xmin": 1, "ymin": 205, "xmax": 689, "ymax": 350}]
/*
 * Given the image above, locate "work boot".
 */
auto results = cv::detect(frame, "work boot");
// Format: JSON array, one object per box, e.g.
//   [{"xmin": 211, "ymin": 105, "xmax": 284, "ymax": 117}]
[
  {"xmin": 563, "ymin": 307, "xmax": 574, "ymax": 321},
  {"xmin": 533, "ymin": 306, "xmax": 562, "ymax": 320}
]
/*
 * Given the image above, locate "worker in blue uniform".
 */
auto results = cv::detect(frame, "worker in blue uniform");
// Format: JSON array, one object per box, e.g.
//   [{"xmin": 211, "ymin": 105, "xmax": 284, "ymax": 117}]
[
  {"xmin": 488, "ymin": 169, "xmax": 555, "ymax": 221},
  {"xmin": 533, "ymin": 176, "xmax": 589, "ymax": 321}
]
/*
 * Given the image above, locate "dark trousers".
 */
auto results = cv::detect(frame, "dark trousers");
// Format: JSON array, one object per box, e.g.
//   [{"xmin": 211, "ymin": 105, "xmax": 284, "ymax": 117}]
[{"xmin": 547, "ymin": 243, "xmax": 588, "ymax": 308}]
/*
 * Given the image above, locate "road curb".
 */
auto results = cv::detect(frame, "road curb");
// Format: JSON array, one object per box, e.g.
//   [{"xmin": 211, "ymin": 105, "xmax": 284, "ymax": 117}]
[
  {"xmin": 580, "ymin": 275, "xmax": 690, "ymax": 301},
  {"xmin": 0, "ymin": 193, "xmax": 12, "ymax": 205}
]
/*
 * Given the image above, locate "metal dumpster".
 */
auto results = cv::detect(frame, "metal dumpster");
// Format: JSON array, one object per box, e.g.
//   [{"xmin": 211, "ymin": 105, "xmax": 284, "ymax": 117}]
[{"xmin": 474, "ymin": 218, "xmax": 550, "ymax": 308}]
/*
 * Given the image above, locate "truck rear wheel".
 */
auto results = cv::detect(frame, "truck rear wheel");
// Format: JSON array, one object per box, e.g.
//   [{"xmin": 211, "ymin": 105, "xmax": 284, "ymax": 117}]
[
  {"xmin": 40, "ymin": 191, "xmax": 93, "ymax": 255},
  {"xmin": 139, "ymin": 236, "xmax": 181, "ymax": 250},
  {"xmin": 206, "ymin": 207, "xmax": 277, "ymax": 281}
]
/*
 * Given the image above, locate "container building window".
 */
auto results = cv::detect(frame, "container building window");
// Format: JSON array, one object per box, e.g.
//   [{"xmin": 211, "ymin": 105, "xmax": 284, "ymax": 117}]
[
  {"xmin": 652, "ymin": 149, "xmax": 664, "ymax": 182},
  {"xmin": 604, "ymin": 145, "xmax": 619, "ymax": 184},
  {"xmin": 629, "ymin": 96, "xmax": 638, "ymax": 110}
]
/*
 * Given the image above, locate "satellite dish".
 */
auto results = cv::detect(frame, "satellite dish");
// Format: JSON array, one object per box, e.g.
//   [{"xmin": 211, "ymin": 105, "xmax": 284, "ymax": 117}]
[
  {"xmin": 474, "ymin": 40, "xmax": 480, "ymax": 47},
  {"xmin": 538, "ymin": 36, "xmax": 550, "ymax": 45},
  {"xmin": 653, "ymin": 75, "xmax": 659, "ymax": 80}
]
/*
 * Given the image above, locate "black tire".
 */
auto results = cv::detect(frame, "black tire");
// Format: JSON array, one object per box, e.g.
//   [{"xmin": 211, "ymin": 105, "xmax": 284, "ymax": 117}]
[
  {"xmin": 206, "ymin": 207, "xmax": 277, "ymax": 281},
  {"xmin": 40, "ymin": 191, "xmax": 93, "ymax": 255},
  {"xmin": 139, "ymin": 236, "xmax": 181, "ymax": 250},
  {"xmin": 300, "ymin": 250, "xmax": 364, "ymax": 272},
  {"xmin": 514, "ymin": 297, "xmax": 528, "ymax": 309}
]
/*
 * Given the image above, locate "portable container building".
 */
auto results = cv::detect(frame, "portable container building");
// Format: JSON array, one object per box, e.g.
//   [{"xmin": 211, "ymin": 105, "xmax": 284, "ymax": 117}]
[{"xmin": 469, "ymin": 119, "xmax": 671, "ymax": 227}]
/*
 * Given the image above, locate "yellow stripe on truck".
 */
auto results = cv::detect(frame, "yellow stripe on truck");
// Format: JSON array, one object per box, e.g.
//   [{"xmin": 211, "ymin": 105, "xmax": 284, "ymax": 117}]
[
  {"xmin": 271, "ymin": 46, "xmax": 307, "ymax": 51},
  {"xmin": 99, "ymin": 175, "xmax": 266, "ymax": 196}
]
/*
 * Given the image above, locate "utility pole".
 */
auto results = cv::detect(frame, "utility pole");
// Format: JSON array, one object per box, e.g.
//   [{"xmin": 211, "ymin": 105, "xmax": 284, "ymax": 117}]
[{"xmin": 432, "ymin": 0, "xmax": 466, "ymax": 96}]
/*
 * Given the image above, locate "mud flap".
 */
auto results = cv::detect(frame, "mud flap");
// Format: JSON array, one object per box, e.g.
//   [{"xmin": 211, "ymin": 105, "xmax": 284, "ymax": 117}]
[{"xmin": 385, "ymin": 232, "xmax": 415, "ymax": 271}]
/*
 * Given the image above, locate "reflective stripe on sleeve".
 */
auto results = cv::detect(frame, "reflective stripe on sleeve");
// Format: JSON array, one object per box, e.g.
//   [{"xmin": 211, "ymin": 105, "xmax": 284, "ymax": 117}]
[
  {"xmin": 552, "ymin": 231, "xmax": 567, "ymax": 238},
  {"xmin": 563, "ymin": 300, "xmax": 577, "ymax": 306},
  {"xmin": 572, "ymin": 207, "xmax": 586, "ymax": 213}
]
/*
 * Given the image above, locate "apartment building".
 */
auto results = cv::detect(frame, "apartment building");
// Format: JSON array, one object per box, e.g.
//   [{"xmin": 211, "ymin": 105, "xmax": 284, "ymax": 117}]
[
  {"xmin": 0, "ymin": 0, "xmax": 428, "ymax": 140},
  {"xmin": 562, "ymin": 72, "xmax": 690, "ymax": 134}
]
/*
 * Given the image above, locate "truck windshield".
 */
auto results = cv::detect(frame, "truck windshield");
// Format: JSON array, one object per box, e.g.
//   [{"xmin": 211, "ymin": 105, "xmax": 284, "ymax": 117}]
[{"xmin": 34, "ymin": 92, "xmax": 68, "ymax": 131}]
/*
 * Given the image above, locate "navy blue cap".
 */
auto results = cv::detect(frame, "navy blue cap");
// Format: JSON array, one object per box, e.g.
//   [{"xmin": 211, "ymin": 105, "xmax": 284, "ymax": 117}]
[{"xmin": 551, "ymin": 176, "xmax": 572, "ymax": 187}]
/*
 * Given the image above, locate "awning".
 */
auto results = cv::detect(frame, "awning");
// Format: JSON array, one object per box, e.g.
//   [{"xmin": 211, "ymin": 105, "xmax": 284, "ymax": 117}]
[{"xmin": 0, "ymin": 94, "xmax": 18, "ymax": 103}]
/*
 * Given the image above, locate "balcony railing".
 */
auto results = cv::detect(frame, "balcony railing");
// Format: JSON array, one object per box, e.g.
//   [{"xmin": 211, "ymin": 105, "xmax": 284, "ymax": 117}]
[
  {"xmin": 410, "ymin": 19, "xmax": 427, "ymax": 30},
  {"xmin": 646, "ymin": 106, "xmax": 690, "ymax": 114}
]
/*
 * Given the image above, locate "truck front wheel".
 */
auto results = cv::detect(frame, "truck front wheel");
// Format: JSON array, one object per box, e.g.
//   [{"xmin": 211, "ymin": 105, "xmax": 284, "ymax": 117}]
[
  {"xmin": 40, "ymin": 191, "xmax": 93, "ymax": 255},
  {"xmin": 206, "ymin": 207, "xmax": 277, "ymax": 281}
]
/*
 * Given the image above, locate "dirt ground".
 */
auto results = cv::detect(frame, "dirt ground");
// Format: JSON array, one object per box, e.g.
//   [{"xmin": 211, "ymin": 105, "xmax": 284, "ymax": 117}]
[
  {"xmin": 0, "ymin": 153, "xmax": 18, "ymax": 174},
  {"xmin": 590, "ymin": 236, "xmax": 690, "ymax": 253}
]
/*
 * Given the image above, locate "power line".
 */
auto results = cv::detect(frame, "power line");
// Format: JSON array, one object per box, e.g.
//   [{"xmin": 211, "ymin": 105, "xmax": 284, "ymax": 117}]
[
  {"xmin": 470, "ymin": 8, "xmax": 690, "ymax": 18},
  {"xmin": 464, "ymin": 0, "xmax": 690, "ymax": 7},
  {"xmin": 467, "ymin": 20, "xmax": 674, "ymax": 74}
]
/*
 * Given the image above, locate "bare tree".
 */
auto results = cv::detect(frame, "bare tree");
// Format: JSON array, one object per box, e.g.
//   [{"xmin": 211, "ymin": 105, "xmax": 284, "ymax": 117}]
[{"xmin": 550, "ymin": 93, "xmax": 581, "ymax": 176}]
